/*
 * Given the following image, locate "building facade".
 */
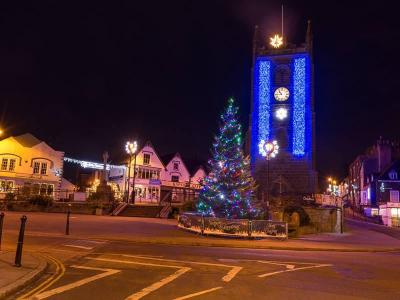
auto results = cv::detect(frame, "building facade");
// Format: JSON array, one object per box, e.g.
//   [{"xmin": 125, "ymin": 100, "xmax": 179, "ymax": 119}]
[
  {"xmin": 249, "ymin": 21, "xmax": 317, "ymax": 197},
  {"xmin": 346, "ymin": 138, "xmax": 400, "ymax": 225},
  {"xmin": 120, "ymin": 142, "xmax": 206, "ymax": 205},
  {"xmin": 0, "ymin": 133, "xmax": 64, "ymax": 198}
]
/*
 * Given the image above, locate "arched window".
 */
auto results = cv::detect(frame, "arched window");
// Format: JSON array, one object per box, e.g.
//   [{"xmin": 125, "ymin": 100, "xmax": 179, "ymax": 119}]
[{"xmin": 274, "ymin": 65, "xmax": 290, "ymax": 86}]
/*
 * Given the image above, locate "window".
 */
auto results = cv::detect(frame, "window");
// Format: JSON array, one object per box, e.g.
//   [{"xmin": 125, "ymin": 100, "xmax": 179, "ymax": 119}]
[
  {"xmin": 0, "ymin": 180, "xmax": 13, "ymax": 192},
  {"xmin": 143, "ymin": 154, "xmax": 150, "ymax": 165},
  {"xmin": 9, "ymin": 159, "xmax": 16, "ymax": 171},
  {"xmin": 173, "ymin": 162, "xmax": 179, "ymax": 171},
  {"xmin": 171, "ymin": 175, "xmax": 179, "ymax": 182},
  {"xmin": 40, "ymin": 162, "xmax": 47, "ymax": 175},
  {"xmin": 389, "ymin": 170, "xmax": 398, "ymax": 180},
  {"xmin": 390, "ymin": 190, "xmax": 399, "ymax": 203},
  {"xmin": 1, "ymin": 158, "xmax": 8, "ymax": 171},
  {"xmin": 33, "ymin": 162, "xmax": 40, "ymax": 174}
]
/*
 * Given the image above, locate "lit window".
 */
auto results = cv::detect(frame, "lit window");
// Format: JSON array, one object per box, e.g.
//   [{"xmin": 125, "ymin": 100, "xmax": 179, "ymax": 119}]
[
  {"xmin": 9, "ymin": 159, "xmax": 16, "ymax": 171},
  {"xmin": 171, "ymin": 175, "xmax": 179, "ymax": 182},
  {"xmin": 0, "ymin": 180, "xmax": 13, "ymax": 192},
  {"xmin": 143, "ymin": 154, "xmax": 150, "ymax": 165},
  {"xmin": 33, "ymin": 162, "xmax": 40, "ymax": 174},
  {"xmin": 1, "ymin": 158, "xmax": 8, "ymax": 171},
  {"xmin": 40, "ymin": 162, "xmax": 47, "ymax": 175},
  {"xmin": 173, "ymin": 162, "xmax": 179, "ymax": 170}
]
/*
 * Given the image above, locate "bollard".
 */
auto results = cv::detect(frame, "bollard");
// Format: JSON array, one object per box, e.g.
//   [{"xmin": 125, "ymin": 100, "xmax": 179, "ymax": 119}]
[
  {"xmin": 65, "ymin": 204, "xmax": 71, "ymax": 235},
  {"xmin": 200, "ymin": 215, "xmax": 205, "ymax": 235},
  {"xmin": 0, "ymin": 212, "xmax": 4, "ymax": 251},
  {"xmin": 15, "ymin": 215, "xmax": 27, "ymax": 267},
  {"xmin": 247, "ymin": 220, "xmax": 252, "ymax": 238}
]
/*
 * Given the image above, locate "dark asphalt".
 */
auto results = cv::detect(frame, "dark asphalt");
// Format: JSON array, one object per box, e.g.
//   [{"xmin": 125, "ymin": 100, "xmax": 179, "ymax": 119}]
[{"xmin": 1, "ymin": 213, "xmax": 399, "ymax": 299}]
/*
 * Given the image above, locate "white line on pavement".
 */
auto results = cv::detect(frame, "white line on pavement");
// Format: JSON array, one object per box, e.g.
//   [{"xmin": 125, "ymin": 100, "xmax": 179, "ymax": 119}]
[
  {"xmin": 33, "ymin": 266, "xmax": 121, "ymax": 299},
  {"xmin": 63, "ymin": 244, "xmax": 93, "ymax": 250},
  {"xmin": 125, "ymin": 267, "xmax": 191, "ymax": 300},
  {"xmin": 173, "ymin": 287, "xmax": 223, "ymax": 300},
  {"xmin": 258, "ymin": 264, "xmax": 332, "ymax": 278},
  {"xmin": 120, "ymin": 254, "xmax": 242, "ymax": 282},
  {"xmin": 85, "ymin": 257, "xmax": 189, "ymax": 269}
]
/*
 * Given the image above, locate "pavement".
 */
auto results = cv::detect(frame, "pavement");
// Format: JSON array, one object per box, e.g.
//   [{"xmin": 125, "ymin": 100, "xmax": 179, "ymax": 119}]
[
  {"xmin": 2, "ymin": 212, "xmax": 400, "ymax": 252},
  {"xmin": 0, "ymin": 211, "xmax": 400, "ymax": 299},
  {"xmin": 0, "ymin": 251, "xmax": 47, "ymax": 300}
]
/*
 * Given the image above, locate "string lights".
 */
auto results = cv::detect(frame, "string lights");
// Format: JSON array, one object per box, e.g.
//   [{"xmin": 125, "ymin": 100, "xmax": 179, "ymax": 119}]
[{"xmin": 293, "ymin": 57, "xmax": 307, "ymax": 156}]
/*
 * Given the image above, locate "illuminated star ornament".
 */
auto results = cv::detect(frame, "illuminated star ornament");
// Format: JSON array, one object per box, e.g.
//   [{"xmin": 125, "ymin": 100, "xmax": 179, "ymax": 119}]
[
  {"xmin": 258, "ymin": 140, "xmax": 279, "ymax": 159},
  {"xmin": 270, "ymin": 34, "xmax": 283, "ymax": 48},
  {"xmin": 275, "ymin": 107, "xmax": 288, "ymax": 120}
]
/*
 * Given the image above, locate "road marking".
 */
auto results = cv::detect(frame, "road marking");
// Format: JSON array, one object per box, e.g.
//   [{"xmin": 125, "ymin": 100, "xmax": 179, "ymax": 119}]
[
  {"xmin": 63, "ymin": 244, "xmax": 93, "ymax": 250},
  {"xmin": 33, "ymin": 266, "xmax": 120, "ymax": 299},
  {"xmin": 85, "ymin": 257, "xmax": 191, "ymax": 300},
  {"xmin": 258, "ymin": 263, "xmax": 332, "ymax": 278},
  {"xmin": 17, "ymin": 255, "xmax": 65, "ymax": 300},
  {"xmin": 125, "ymin": 267, "xmax": 191, "ymax": 300},
  {"xmin": 86, "ymin": 257, "xmax": 189, "ymax": 269},
  {"xmin": 222, "ymin": 266, "xmax": 242, "ymax": 282},
  {"xmin": 120, "ymin": 254, "xmax": 242, "ymax": 282},
  {"xmin": 173, "ymin": 287, "xmax": 223, "ymax": 300}
]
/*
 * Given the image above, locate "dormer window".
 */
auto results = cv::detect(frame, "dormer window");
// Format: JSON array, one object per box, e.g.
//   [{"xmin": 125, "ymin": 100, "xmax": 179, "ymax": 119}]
[
  {"xmin": 33, "ymin": 162, "xmax": 40, "ymax": 174},
  {"xmin": 33, "ymin": 161, "xmax": 48, "ymax": 175},
  {"xmin": 1, "ymin": 159, "xmax": 8, "ymax": 171},
  {"xmin": 40, "ymin": 162, "xmax": 48, "ymax": 175},
  {"xmin": 389, "ymin": 170, "xmax": 398, "ymax": 180},
  {"xmin": 143, "ymin": 153, "xmax": 150, "ymax": 165}
]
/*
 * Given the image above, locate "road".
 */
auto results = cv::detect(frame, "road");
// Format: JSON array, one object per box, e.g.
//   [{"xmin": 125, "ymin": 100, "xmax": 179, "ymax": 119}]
[{"xmin": 1, "ymin": 212, "xmax": 400, "ymax": 299}]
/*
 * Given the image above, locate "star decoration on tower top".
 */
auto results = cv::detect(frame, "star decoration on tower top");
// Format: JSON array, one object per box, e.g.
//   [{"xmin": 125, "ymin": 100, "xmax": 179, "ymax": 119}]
[{"xmin": 270, "ymin": 34, "xmax": 283, "ymax": 48}]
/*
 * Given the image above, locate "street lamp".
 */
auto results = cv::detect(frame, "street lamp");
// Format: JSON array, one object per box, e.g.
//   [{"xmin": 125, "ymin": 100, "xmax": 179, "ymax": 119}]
[
  {"xmin": 259, "ymin": 140, "xmax": 279, "ymax": 220},
  {"xmin": 125, "ymin": 141, "xmax": 138, "ymax": 204}
]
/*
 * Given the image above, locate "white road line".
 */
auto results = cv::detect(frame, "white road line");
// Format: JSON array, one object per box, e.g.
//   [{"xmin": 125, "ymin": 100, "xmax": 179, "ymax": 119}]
[
  {"xmin": 125, "ymin": 267, "xmax": 191, "ymax": 300},
  {"xmin": 33, "ymin": 266, "xmax": 120, "ymax": 299},
  {"xmin": 63, "ymin": 244, "xmax": 93, "ymax": 250},
  {"xmin": 121, "ymin": 254, "xmax": 242, "ymax": 282},
  {"xmin": 222, "ymin": 266, "xmax": 242, "ymax": 282},
  {"xmin": 258, "ymin": 264, "xmax": 332, "ymax": 278},
  {"xmin": 256, "ymin": 261, "xmax": 295, "ymax": 269},
  {"xmin": 85, "ymin": 257, "xmax": 188, "ymax": 269},
  {"xmin": 173, "ymin": 287, "xmax": 223, "ymax": 300}
]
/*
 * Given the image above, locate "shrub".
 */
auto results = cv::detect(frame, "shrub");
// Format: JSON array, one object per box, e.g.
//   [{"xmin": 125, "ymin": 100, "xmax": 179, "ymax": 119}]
[
  {"xmin": 29, "ymin": 195, "xmax": 53, "ymax": 207},
  {"xmin": 5, "ymin": 192, "xmax": 16, "ymax": 202},
  {"xmin": 180, "ymin": 201, "xmax": 196, "ymax": 212}
]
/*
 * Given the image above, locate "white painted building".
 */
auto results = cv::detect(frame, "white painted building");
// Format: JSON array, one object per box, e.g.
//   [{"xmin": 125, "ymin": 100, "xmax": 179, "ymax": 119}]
[
  {"xmin": 117, "ymin": 141, "xmax": 206, "ymax": 204},
  {"xmin": 0, "ymin": 133, "xmax": 64, "ymax": 198}
]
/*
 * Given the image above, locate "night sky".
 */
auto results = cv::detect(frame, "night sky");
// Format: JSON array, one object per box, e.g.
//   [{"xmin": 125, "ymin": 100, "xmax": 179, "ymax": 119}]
[{"xmin": 1, "ymin": 1, "xmax": 400, "ymax": 184}]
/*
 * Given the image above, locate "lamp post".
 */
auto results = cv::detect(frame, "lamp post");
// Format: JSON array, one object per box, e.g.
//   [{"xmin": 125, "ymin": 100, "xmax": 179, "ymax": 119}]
[
  {"xmin": 125, "ymin": 141, "xmax": 138, "ymax": 204},
  {"xmin": 259, "ymin": 140, "xmax": 279, "ymax": 220}
]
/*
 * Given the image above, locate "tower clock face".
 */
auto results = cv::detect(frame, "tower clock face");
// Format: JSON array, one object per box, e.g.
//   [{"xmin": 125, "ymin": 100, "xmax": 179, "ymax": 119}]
[{"xmin": 274, "ymin": 87, "xmax": 290, "ymax": 101}]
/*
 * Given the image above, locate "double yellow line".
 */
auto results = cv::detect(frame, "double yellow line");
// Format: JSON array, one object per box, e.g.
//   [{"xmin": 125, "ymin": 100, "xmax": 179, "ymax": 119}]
[{"xmin": 17, "ymin": 254, "xmax": 65, "ymax": 300}]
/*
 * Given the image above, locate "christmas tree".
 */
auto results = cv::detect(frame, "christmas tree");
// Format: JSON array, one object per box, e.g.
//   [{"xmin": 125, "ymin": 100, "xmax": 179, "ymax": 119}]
[{"xmin": 197, "ymin": 98, "xmax": 258, "ymax": 219}]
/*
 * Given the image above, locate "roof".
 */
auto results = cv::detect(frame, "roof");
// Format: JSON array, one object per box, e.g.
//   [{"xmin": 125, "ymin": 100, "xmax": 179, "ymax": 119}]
[
  {"xmin": 161, "ymin": 153, "xmax": 179, "ymax": 166},
  {"xmin": 13, "ymin": 133, "xmax": 42, "ymax": 148}
]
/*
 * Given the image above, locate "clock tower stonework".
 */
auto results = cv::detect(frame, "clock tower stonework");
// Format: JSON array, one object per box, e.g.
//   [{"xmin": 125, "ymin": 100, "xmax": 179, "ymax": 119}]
[{"xmin": 249, "ymin": 21, "xmax": 318, "ymax": 197}]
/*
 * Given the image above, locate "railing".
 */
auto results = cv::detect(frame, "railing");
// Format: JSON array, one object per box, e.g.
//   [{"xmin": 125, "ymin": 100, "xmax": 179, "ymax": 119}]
[{"xmin": 178, "ymin": 212, "xmax": 288, "ymax": 239}]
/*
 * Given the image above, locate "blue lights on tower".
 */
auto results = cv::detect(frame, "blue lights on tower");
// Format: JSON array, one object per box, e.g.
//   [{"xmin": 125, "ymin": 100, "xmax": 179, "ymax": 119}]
[
  {"xmin": 251, "ymin": 54, "xmax": 310, "ymax": 162},
  {"xmin": 251, "ymin": 58, "xmax": 272, "ymax": 164},
  {"xmin": 292, "ymin": 56, "xmax": 307, "ymax": 156}
]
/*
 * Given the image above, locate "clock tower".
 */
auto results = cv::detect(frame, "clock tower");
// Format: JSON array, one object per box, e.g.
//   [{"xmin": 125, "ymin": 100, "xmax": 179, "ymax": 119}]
[{"xmin": 249, "ymin": 20, "xmax": 317, "ymax": 197}]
